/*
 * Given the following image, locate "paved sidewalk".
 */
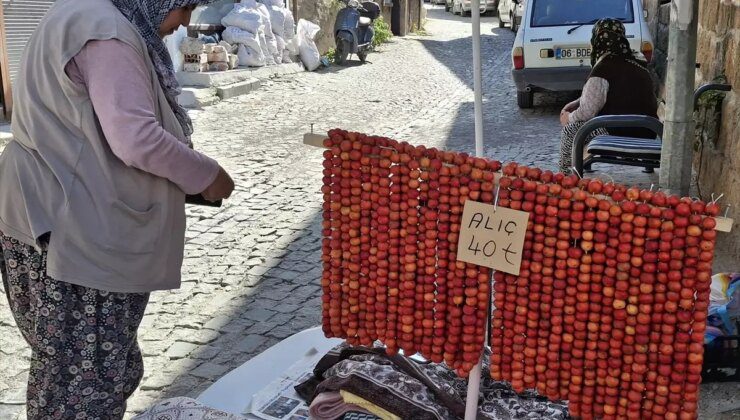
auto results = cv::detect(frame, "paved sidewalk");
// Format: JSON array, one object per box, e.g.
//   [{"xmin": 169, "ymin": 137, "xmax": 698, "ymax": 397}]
[{"xmin": 2, "ymin": 6, "xmax": 735, "ymax": 419}]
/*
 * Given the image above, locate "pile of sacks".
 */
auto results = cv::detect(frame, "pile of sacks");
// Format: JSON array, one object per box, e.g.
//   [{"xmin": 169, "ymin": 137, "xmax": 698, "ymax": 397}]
[
  {"xmin": 221, "ymin": 0, "xmax": 297, "ymax": 68},
  {"xmin": 181, "ymin": 38, "xmax": 239, "ymax": 72}
]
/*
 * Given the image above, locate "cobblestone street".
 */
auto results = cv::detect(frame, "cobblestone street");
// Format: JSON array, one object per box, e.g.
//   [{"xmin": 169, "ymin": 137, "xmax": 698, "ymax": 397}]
[{"xmin": 3, "ymin": 5, "xmax": 733, "ymax": 419}]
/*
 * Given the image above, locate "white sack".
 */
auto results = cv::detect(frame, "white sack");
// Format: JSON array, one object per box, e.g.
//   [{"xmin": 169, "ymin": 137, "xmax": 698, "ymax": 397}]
[
  {"xmin": 219, "ymin": 40, "xmax": 238, "ymax": 54},
  {"xmin": 222, "ymin": 26, "xmax": 263, "ymax": 52},
  {"xmin": 282, "ymin": 50, "xmax": 293, "ymax": 64},
  {"xmin": 285, "ymin": 36, "xmax": 299, "ymax": 55},
  {"xmin": 297, "ymin": 19, "xmax": 321, "ymax": 71},
  {"xmin": 275, "ymin": 35, "xmax": 286, "ymax": 60},
  {"xmin": 165, "ymin": 26, "xmax": 188, "ymax": 71},
  {"xmin": 259, "ymin": 30, "xmax": 277, "ymax": 65},
  {"xmin": 268, "ymin": 5, "xmax": 286, "ymax": 38},
  {"xmin": 242, "ymin": 0, "xmax": 280, "ymax": 63},
  {"xmin": 238, "ymin": 44, "xmax": 266, "ymax": 67},
  {"xmin": 283, "ymin": 9, "xmax": 296, "ymax": 39},
  {"xmin": 260, "ymin": 0, "xmax": 284, "ymax": 6},
  {"xmin": 221, "ymin": 6, "xmax": 263, "ymax": 34}
]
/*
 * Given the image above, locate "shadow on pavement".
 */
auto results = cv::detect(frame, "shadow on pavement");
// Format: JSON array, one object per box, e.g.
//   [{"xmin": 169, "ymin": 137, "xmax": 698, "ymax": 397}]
[{"xmin": 143, "ymin": 210, "xmax": 325, "ymax": 406}]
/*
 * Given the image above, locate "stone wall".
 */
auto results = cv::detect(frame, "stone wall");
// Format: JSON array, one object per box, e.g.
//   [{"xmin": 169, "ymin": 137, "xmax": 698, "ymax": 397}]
[
  {"xmin": 644, "ymin": 0, "xmax": 671, "ymax": 93},
  {"xmin": 693, "ymin": 1, "xmax": 740, "ymax": 256}
]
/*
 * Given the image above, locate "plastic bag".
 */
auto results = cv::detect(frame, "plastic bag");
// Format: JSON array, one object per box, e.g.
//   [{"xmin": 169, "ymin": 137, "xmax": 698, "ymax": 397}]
[
  {"xmin": 297, "ymin": 19, "xmax": 321, "ymax": 71},
  {"xmin": 222, "ymin": 26, "xmax": 263, "ymax": 52},
  {"xmin": 221, "ymin": 6, "xmax": 263, "ymax": 34},
  {"xmin": 237, "ymin": 44, "xmax": 266, "ymax": 67}
]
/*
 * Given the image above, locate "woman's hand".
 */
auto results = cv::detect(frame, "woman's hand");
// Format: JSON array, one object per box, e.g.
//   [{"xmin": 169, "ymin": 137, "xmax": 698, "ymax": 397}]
[
  {"xmin": 201, "ymin": 167, "xmax": 235, "ymax": 202},
  {"xmin": 560, "ymin": 110, "xmax": 571, "ymax": 126}
]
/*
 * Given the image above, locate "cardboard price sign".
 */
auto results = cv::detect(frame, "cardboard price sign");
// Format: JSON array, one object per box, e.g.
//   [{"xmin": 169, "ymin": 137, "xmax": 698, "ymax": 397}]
[{"xmin": 457, "ymin": 200, "xmax": 530, "ymax": 275}]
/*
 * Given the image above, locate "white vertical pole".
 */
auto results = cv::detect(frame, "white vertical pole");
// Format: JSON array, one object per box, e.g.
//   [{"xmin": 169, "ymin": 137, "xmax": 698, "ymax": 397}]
[
  {"xmin": 465, "ymin": 357, "xmax": 483, "ymax": 420},
  {"xmin": 471, "ymin": 0, "xmax": 485, "ymax": 157},
  {"xmin": 465, "ymin": 0, "xmax": 485, "ymax": 418}
]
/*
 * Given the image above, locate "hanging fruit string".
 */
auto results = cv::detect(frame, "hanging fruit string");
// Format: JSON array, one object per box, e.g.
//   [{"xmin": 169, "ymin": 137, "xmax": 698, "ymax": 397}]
[
  {"xmin": 376, "ymin": 142, "xmax": 394, "ymax": 344},
  {"xmin": 358, "ymin": 137, "xmax": 374, "ymax": 345},
  {"xmin": 318, "ymin": 130, "xmax": 719, "ymax": 416}
]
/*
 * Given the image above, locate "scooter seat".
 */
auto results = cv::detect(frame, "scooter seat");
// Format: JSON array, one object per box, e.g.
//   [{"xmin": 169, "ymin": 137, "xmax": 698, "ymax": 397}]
[{"xmin": 359, "ymin": 16, "xmax": 372, "ymax": 26}]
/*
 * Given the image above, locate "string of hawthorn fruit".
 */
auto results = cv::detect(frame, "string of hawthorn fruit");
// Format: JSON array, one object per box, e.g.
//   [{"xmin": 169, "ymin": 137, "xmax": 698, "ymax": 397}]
[
  {"xmin": 319, "ymin": 129, "xmax": 717, "ymax": 419},
  {"xmin": 489, "ymin": 165, "xmax": 715, "ymax": 419}
]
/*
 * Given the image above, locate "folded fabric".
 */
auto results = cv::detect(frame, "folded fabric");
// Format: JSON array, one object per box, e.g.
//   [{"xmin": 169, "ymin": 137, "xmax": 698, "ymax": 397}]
[
  {"xmin": 131, "ymin": 397, "xmax": 247, "ymax": 420},
  {"xmin": 296, "ymin": 345, "xmax": 569, "ymax": 420},
  {"xmin": 341, "ymin": 390, "xmax": 401, "ymax": 420},
  {"xmin": 309, "ymin": 391, "xmax": 372, "ymax": 420},
  {"xmin": 343, "ymin": 412, "xmax": 382, "ymax": 420}
]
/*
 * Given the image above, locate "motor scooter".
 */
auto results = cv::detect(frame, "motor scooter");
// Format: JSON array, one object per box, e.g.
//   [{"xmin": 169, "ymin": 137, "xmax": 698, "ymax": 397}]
[{"xmin": 334, "ymin": 0, "xmax": 381, "ymax": 64}]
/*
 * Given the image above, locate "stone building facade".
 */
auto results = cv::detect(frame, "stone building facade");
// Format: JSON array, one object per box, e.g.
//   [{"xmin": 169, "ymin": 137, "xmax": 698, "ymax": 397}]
[
  {"xmin": 693, "ymin": 1, "xmax": 739, "ymax": 255},
  {"xmin": 644, "ymin": 1, "xmax": 739, "ymax": 256}
]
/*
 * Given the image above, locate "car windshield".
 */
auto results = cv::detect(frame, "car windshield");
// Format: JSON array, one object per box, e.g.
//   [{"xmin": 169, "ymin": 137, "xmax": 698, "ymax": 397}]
[{"xmin": 530, "ymin": 0, "xmax": 634, "ymax": 27}]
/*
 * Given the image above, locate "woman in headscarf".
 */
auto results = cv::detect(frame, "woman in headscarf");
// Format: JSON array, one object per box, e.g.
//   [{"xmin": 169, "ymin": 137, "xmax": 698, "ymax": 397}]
[
  {"xmin": 0, "ymin": 0, "xmax": 233, "ymax": 417},
  {"xmin": 557, "ymin": 18, "xmax": 658, "ymax": 173}
]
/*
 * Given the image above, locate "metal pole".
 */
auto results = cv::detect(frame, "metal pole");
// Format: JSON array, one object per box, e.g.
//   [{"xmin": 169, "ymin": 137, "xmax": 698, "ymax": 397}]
[
  {"xmin": 659, "ymin": 0, "xmax": 699, "ymax": 196},
  {"xmin": 465, "ymin": 0, "xmax": 485, "ymax": 418}
]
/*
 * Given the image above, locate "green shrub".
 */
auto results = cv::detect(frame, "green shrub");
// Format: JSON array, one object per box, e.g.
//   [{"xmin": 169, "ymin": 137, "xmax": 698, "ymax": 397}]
[
  {"xmin": 326, "ymin": 48, "xmax": 336, "ymax": 62},
  {"xmin": 373, "ymin": 16, "xmax": 392, "ymax": 47}
]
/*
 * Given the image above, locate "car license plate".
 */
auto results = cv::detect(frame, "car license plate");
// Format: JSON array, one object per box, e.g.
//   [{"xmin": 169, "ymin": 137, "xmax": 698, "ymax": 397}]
[{"xmin": 555, "ymin": 47, "xmax": 591, "ymax": 60}]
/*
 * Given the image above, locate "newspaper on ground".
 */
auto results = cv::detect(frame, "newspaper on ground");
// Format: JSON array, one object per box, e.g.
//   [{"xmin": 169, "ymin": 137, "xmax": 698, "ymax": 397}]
[{"xmin": 246, "ymin": 346, "xmax": 325, "ymax": 420}]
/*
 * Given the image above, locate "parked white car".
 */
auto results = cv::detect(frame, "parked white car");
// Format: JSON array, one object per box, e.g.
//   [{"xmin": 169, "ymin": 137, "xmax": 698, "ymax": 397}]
[
  {"xmin": 497, "ymin": 0, "xmax": 525, "ymax": 32},
  {"xmin": 449, "ymin": 0, "xmax": 498, "ymax": 16},
  {"xmin": 510, "ymin": 0, "xmax": 654, "ymax": 108}
]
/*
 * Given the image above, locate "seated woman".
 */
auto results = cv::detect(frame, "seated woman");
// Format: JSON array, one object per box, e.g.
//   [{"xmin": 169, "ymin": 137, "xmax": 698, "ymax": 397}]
[{"xmin": 558, "ymin": 18, "xmax": 658, "ymax": 173}]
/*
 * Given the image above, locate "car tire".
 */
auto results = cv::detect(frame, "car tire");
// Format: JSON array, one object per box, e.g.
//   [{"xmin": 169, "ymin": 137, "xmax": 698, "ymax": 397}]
[
  {"xmin": 445, "ymin": 3, "xmax": 450, "ymax": 11},
  {"xmin": 510, "ymin": 13, "xmax": 517, "ymax": 32},
  {"xmin": 498, "ymin": 14, "xmax": 505, "ymax": 28},
  {"xmin": 517, "ymin": 91, "xmax": 534, "ymax": 108}
]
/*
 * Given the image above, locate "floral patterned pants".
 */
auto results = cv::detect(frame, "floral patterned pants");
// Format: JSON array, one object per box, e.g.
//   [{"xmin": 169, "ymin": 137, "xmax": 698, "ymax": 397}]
[{"xmin": 0, "ymin": 234, "xmax": 149, "ymax": 420}]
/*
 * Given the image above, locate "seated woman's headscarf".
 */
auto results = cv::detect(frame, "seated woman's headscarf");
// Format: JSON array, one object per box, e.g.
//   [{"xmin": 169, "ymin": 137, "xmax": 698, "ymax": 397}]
[
  {"xmin": 590, "ymin": 18, "xmax": 643, "ymax": 67},
  {"xmin": 110, "ymin": 0, "xmax": 215, "ymax": 144}
]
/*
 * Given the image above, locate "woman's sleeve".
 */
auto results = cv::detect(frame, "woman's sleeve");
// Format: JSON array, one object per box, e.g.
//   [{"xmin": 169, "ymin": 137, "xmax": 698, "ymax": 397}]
[
  {"xmin": 71, "ymin": 39, "xmax": 219, "ymax": 195},
  {"xmin": 568, "ymin": 77, "xmax": 609, "ymax": 124}
]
